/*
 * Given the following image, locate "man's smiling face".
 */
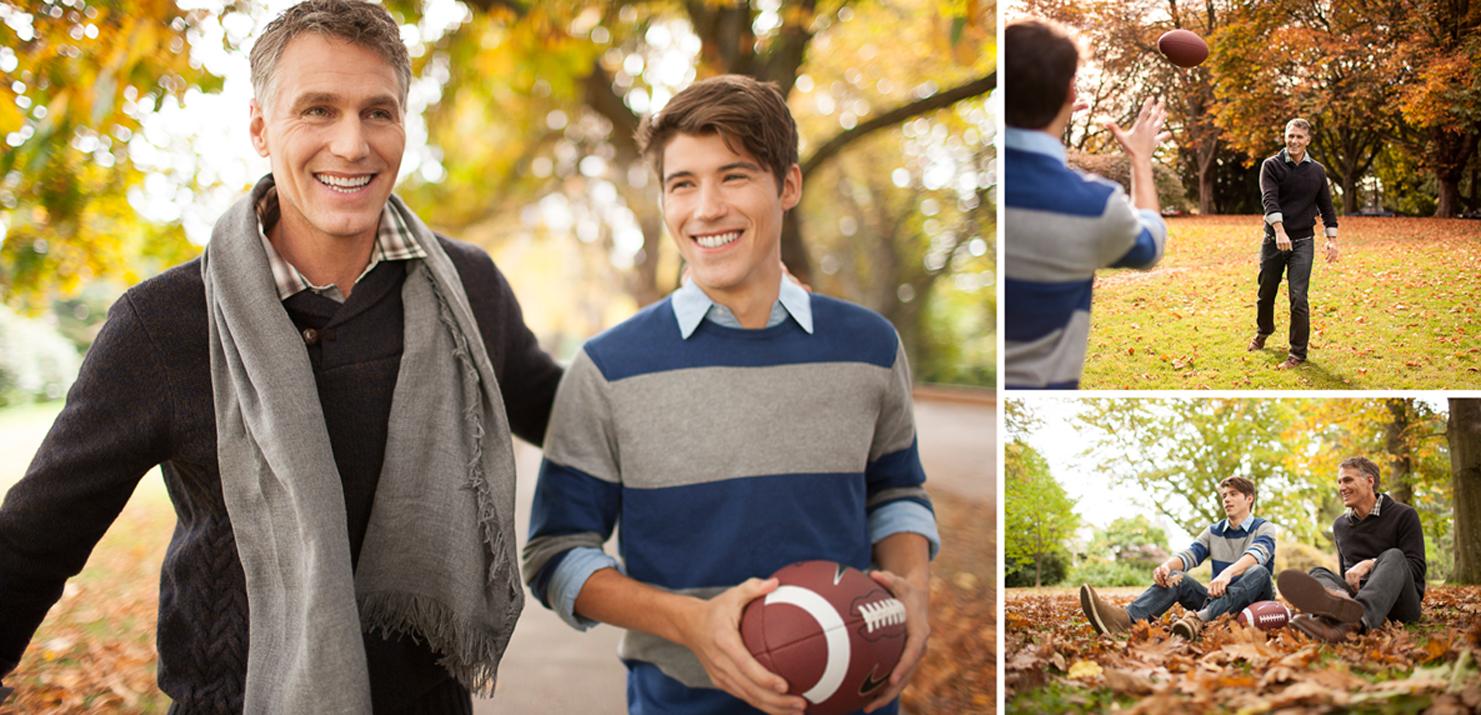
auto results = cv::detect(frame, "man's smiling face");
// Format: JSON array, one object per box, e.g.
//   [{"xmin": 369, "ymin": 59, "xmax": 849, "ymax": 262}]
[
  {"xmin": 249, "ymin": 34, "xmax": 405, "ymax": 250},
  {"xmin": 661, "ymin": 131, "xmax": 800, "ymax": 303}
]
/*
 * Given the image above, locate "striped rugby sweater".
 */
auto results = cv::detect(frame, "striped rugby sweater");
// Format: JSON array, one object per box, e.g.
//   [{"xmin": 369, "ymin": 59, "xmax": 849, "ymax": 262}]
[
  {"xmin": 523, "ymin": 292, "xmax": 934, "ymax": 705},
  {"xmin": 1175, "ymin": 516, "xmax": 1278, "ymax": 582}
]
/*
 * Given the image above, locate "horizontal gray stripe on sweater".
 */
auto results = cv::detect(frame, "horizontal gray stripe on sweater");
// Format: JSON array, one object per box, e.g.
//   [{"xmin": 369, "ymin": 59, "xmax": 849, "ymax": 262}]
[{"xmin": 544, "ymin": 351, "xmax": 917, "ymax": 489}]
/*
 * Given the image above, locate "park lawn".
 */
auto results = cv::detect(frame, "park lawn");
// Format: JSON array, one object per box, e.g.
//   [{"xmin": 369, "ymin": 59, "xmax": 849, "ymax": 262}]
[
  {"xmin": 1081, "ymin": 216, "xmax": 1481, "ymax": 390},
  {"xmin": 1005, "ymin": 585, "xmax": 1481, "ymax": 715}
]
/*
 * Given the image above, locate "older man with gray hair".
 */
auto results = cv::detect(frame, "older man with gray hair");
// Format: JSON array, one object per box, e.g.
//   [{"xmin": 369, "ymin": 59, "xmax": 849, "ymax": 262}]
[
  {"xmin": 0, "ymin": 1, "xmax": 562, "ymax": 710},
  {"xmin": 1248, "ymin": 117, "xmax": 1340, "ymax": 370}
]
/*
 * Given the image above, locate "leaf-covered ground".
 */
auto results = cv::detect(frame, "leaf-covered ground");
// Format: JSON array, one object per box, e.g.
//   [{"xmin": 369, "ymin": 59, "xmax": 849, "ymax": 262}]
[
  {"xmin": 1005, "ymin": 585, "xmax": 1481, "ymax": 714},
  {"xmin": 1081, "ymin": 216, "xmax": 1481, "ymax": 389}
]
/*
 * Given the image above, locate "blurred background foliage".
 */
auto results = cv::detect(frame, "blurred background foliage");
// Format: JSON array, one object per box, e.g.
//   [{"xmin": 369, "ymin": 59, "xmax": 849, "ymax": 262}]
[{"xmin": 0, "ymin": 0, "xmax": 997, "ymax": 396}]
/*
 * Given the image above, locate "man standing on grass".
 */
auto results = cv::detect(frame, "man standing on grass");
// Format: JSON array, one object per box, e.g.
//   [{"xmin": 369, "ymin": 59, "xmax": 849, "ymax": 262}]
[
  {"xmin": 1080, "ymin": 477, "xmax": 1277, "ymax": 640},
  {"xmin": 1003, "ymin": 18, "xmax": 1171, "ymax": 390},
  {"xmin": 0, "ymin": 1, "xmax": 562, "ymax": 710},
  {"xmin": 1279, "ymin": 457, "xmax": 1426, "ymax": 643},
  {"xmin": 1248, "ymin": 118, "xmax": 1340, "ymax": 370}
]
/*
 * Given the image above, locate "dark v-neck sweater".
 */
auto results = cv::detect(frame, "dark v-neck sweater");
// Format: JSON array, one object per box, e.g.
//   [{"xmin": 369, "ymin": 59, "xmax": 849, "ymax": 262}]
[{"xmin": 0, "ymin": 236, "xmax": 562, "ymax": 713}]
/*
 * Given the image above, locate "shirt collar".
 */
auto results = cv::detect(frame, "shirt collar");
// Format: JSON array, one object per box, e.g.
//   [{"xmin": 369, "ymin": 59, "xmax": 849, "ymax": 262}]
[
  {"xmin": 1281, "ymin": 148, "xmax": 1313, "ymax": 165},
  {"xmin": 1345, "ymin": 493, "xmax": 1385, "ymax": 522},
  {"xmin": 672, "ymin": 275, "xmax": 814, "ymax": 339},
  {"xmin": 1225, "ymin": 513, "xmax": 1253, "ymax": 533},
  {"xmin": 1005, "ymin": 127, "xmax": 1068, "ymax": 164},
  {"xmin": 255, "ymin": 190, "xmax": 428, "ymax": 301}
]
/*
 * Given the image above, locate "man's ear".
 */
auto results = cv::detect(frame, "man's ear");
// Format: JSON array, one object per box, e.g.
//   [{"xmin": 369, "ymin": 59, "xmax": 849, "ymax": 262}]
[
  {"xmin": 780, "ymin": 163, "xmax": 802, "ymax": 211},
  {"xmin": 249, "ymin": 99, "xmax": 270, "ymax": 158}
]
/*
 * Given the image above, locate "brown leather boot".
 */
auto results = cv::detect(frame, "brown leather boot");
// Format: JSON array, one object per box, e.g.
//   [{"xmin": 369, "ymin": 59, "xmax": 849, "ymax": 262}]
[
  {"xmin": 1079, "ymin": 584, "xmax": 1132, "ymax": 636},
  {"xmin": 1278, "ymin": 569, "xmax": 1365, "ymax": 623},
  {"xmin": 1171, "ymin": 612, "xmax": 1203, "ymax": 640},
  {"xmin": 1291, "ymin": 614, "xmax": 1363, "ymax": 643}
]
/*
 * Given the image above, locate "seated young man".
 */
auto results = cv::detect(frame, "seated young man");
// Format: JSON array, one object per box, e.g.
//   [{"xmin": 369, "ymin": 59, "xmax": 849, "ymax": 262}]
[
  {"xmin": 1080, "ymin": 477, "xmax": 1276, "ymax": 640},
  {"xmin": 522, "ymin": 75, "xmax": 939, "ymax": 715}
]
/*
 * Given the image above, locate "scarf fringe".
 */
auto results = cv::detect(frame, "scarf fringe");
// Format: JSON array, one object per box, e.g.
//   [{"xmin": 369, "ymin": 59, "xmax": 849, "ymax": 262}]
[
  {"xmin": 358, "ymin": 591, "xmax": 508, "ymax": 697},
  {"xmin": 427, "ymin": 272, "xmax": 521, "ymax": 595}
]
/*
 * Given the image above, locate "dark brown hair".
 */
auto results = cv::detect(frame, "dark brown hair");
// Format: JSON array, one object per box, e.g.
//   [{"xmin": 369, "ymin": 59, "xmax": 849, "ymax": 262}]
[
  {"xmin": 1339, "ymin": 456, "xmax": 1381, "ymax": 493},
  {"xmin": 1218, "ymin": 476, "xmax": 1258, "ymax": 513},
  {"xmin": 250, "ymin": 0, "xmax": 412, "ymax": 112},
  {"xmin": 1004, "ymin": 19, "xmax": 1080, "ymax": 129},
  {"xmin": 636, "ymin": 75, "xmax": 799, "ymax": 193}
]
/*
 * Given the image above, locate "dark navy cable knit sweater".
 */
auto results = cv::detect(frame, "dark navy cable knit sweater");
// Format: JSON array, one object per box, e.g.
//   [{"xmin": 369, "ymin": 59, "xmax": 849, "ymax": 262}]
[
  {"xmin": 1260, "ymin": 149, "xmax": 1339, "ymax": 240},
  {"xmin": 0, "ymin": 236, "xmax": 562, "ymax": 713}
]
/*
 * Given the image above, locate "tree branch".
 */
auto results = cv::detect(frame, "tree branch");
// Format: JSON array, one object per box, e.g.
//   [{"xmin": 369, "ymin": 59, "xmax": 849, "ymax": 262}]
[{"xmin": 800, "ymin": 71, "xmax": 995, "ymax": 178}]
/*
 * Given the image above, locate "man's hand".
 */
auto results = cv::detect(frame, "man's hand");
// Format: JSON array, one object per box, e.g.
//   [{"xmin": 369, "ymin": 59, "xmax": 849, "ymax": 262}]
[
  {"xmin": 1208, "ymin": 571, "xmax": 1233, "ymax": 598},
  {"xmin": 1344, "ymin": 559, "xmax": 1374, "ymax": 592},
  {"xmin": 1105, "ymin": 97, "xmax": 1171, "ymax": 162},
  {"xmin": 1324, "ymin": 239, "xmax": 1340, "ymax": 263},
  {"xmin": 862, "ymin": 569, "xmax": 930, "ymax": 713},
  {"xmin": 1275, "ymin": 228, "xmax": 1292, "ymax": 252},
  {"xmin": 1153, "ymin": 563, "xmax": 1173, "ymax": 588},
  {"xmin": 675, "ymin": 578, "xmax": 807, "ymax": 715}
]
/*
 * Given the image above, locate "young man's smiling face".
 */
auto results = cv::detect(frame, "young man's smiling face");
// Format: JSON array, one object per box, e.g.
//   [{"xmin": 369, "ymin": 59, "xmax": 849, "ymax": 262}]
[
  {"xmin": 249, "ymin": 34, "xmax": 405, "ymax": 251},
  {"xmin": 661, "ymin": 132, "xmax": 801, "ymax": 304}
]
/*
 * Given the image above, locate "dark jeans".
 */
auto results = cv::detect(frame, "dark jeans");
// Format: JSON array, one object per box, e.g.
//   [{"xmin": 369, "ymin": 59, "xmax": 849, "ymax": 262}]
[
  {"xmin": 1125, "ymin": 565, "xmax": 1275, "ymax": 622},
  {"xmin": 1256, "ymin": 235, "xmax": 1315, "ymax": 360},
  {"xmin": 1309, "ymin": 548, "xmax": 1423, "ymax": 630}
]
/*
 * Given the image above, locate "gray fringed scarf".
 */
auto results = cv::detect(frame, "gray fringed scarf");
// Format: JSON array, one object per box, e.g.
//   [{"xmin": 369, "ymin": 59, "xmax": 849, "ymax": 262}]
[{"xmin": 201, "ymin": 178, "xmax": 523, "ymax": 713}]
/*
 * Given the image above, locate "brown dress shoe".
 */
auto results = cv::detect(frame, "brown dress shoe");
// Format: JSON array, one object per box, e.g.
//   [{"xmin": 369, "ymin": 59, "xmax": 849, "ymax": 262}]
[
  {"xmin": 1278, "ymin": 570, "xmax": 1365, "ymax": 623},
  {"xmin": 1292, "ymin": 614, "xmax": 1363, "ymax": 643},
  {"xmin": 1080, "ymin": 584, "xmax": 1132, "ymax": 636},
  {"xmin": 1276, "ymin": 355, "xmax": 1304, "ymax": 369},
  {"xmin": 1247, "ymin": 334, "xmax": 1268, "ymax": 351}
]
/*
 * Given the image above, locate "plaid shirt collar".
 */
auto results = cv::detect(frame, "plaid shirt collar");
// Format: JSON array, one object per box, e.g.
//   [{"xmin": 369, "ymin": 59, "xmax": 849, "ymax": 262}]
[
  {"xmin": 1345, "ymin": 493, "xmax": 1385, "ymax": 522},
  {"xmin": 255, "ymin": 189, "xmax": 427, "ymax": 301}
]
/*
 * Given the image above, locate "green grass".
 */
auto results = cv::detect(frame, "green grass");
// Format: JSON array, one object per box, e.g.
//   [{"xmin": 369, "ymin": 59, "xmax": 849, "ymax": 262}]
[{"xmin": 1081, "ymin": 216, "xmax": 1481, "ymax": 389}]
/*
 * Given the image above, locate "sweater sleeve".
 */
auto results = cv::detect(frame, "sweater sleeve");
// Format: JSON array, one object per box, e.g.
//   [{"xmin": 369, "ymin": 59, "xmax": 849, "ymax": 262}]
[
  {"xmin": 442, "ymin": 236, "xmax": 563, "ymax": 447},
  {"xmin": 1260, "ymin": 157, "xmax": 1283, "ymax": 226},
  {"xmin": 1176, "ymin": 527, "xmax": 1213, "ymax": 571},
  {"xmin": 1316, "ymin": 172, "xmax": 1339, "ymax": 236},
  {"xmin": 0, "ymin": 295, "xmax": 173, "ymax": 679},
  {"xmin": 1394, "ymin": 504, "xmax": 1428, "ymax": 597}
]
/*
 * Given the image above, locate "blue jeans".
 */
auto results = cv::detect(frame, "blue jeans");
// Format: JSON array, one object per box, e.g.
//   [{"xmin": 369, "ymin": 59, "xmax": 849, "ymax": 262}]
[
  {"xmin": 1309, "ymin": 548, "xmax": 1423, "ymax": 630},
  {"xmin": 1125, "ymin": 565, "xmax": 1275, "ymax": 622},
  {"xmin": 1256, "ymin": 235, "xmax": 1315, "ymax": 360}
]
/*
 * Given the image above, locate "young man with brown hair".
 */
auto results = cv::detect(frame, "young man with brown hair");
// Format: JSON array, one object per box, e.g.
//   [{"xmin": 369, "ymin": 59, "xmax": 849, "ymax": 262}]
[
  {"xmin": 1003, "ymin": 18, "xmax": 1171, "ymax": 389},
  {"xmin": 1080, "ymin": 476, "xmax": 1277, "ymax": 640},
  {"xmin": 1279, "ymin": 456, "xmax": 1426, "ymax": 643},
  {"xmin": 0, "ymin": 1, "xmax": 561, "ymax": 710},
  {"xmin": 522, "ymin": 75, "xmax": 937, "ymax": 715}
]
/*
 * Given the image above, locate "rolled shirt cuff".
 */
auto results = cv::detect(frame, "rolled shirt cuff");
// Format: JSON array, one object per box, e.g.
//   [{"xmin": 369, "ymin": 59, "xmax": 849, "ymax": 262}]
[
  {"xmin": 1324, "ymin": 227, "xmax": 1338, "ymax": 238},
  {"xmin": 869, "ymin": 500, "xmax": 942, "ymax": 560},
  {"xmin": 548, "ymin": 546, "xmax": 622, "ymax": 630},
  {"xmin": 1265, "ymin": 212, "xmax": 1284, "ymax": 226}
]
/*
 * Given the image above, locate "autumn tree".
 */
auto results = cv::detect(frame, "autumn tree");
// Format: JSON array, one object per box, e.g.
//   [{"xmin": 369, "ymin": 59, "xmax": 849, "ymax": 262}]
[
  {"xmin": 1005, "ymin": 438, "xmax": 1081, "ymax": 589},
  {"xmin": 1389, "ymin": 0, "xmax": 1481, "ymax": 218},
  {"xmin": 1449, "ymin": 398, "xmax": 1481, "ymax": 585},
  {"xmin": 395, "ymin": 0, "xmax": 996, "ymax": 361},
  {"xmin": 0, "ymin": 0, "xmax": 216, "ymax": 310}
]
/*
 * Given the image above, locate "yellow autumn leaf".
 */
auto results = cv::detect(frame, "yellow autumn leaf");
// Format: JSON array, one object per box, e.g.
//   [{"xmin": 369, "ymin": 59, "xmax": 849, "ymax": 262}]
[{"xmin": 1067, "ymin": 659, "xmax": 1103, "ymax": 680}]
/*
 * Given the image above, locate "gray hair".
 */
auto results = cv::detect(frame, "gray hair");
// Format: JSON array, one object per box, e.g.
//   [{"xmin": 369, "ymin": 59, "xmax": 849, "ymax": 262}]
[
  {"xmin": 1285, "ymin": 118, "xmax": 1312, "ymax": 135},
  {"xmin": 249, "ymin": 0, "xmax": 411, "ymax": 112}
]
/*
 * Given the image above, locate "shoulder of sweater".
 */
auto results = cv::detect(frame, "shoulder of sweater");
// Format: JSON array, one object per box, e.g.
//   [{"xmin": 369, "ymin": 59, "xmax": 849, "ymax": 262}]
[
  {"xmin": 809, "ymin": 293, "xmax": 899, "ymax": 344},
  {"xmin": 118, "ymin": 257, "xmax": 207, "ymax": 328},
  {"xmin": 434, "ymin": 234, "xmax": 501, "ymax": 282}
]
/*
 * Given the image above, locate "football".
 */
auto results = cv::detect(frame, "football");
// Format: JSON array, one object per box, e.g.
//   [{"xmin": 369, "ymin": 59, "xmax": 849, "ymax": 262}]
[
  {"xmin": 740, "ymin": 561, "xmax": 908, "ymax": 715},
  {"xmin": 1157, "ymin": 28, "xmax": 1209, "ymax": 68},
  {"xmin": 1238, "ymin": 600, "xmax": 1293, "ymax": 631}
]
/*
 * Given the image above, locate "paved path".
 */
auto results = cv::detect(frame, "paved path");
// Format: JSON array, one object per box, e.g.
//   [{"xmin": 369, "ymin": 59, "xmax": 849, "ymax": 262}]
[{"xmin": 476, "ymin": 388, "xmax": 993, "ymax": 713}]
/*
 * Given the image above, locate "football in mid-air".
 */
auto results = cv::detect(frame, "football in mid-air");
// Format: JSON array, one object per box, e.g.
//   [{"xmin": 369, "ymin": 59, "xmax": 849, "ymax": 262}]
[
  {"xmin": 740, "ymin": 561, "xmax": 908, "ymax": 715},
  {"xmin": 1158, "ymin": 28, "xmax": 1209, "ymax": 68},
  {"xmin": 1238, "ymin": 600, "xmax": 1293, "ymax": 631}
]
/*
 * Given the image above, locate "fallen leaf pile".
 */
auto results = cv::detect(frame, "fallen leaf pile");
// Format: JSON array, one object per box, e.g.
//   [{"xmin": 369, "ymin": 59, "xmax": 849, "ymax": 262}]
[{"xmin": 1007, "ymin": 585, "xmax": 1481, "ymax": 714}]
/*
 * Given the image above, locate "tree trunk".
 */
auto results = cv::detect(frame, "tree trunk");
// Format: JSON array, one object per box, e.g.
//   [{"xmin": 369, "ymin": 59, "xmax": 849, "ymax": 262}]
[
  {"xmin": 1436, "ymin": 179, "xmax": 1462, "ymax": 219},
  {"xmin": 1385, "ymin": 399, "xmax": 1414, "ymax": 505},
  {"xmin": 1448, "ymin": 398, "xmax": 1481, "ymax": 584}
]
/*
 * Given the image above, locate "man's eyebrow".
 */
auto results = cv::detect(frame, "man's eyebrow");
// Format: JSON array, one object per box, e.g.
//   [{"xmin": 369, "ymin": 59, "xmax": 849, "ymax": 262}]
[
  {"xmin": 664, "ymin": 161, "xmax": 762, "ymax": 184},
  {"xmin": 288, "ymin": 91, "xmax": 401, "ymax": 110}
]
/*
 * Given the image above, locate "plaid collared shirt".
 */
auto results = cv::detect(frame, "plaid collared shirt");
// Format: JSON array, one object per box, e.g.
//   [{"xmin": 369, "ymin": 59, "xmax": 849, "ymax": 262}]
[
  {"xmin": 256, "ymin": 192, "xmax": 427, "ymax": 302},
  {"xmin": 1345, "ymin": 492, "xmax": 1385, "ymax": 523}
]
